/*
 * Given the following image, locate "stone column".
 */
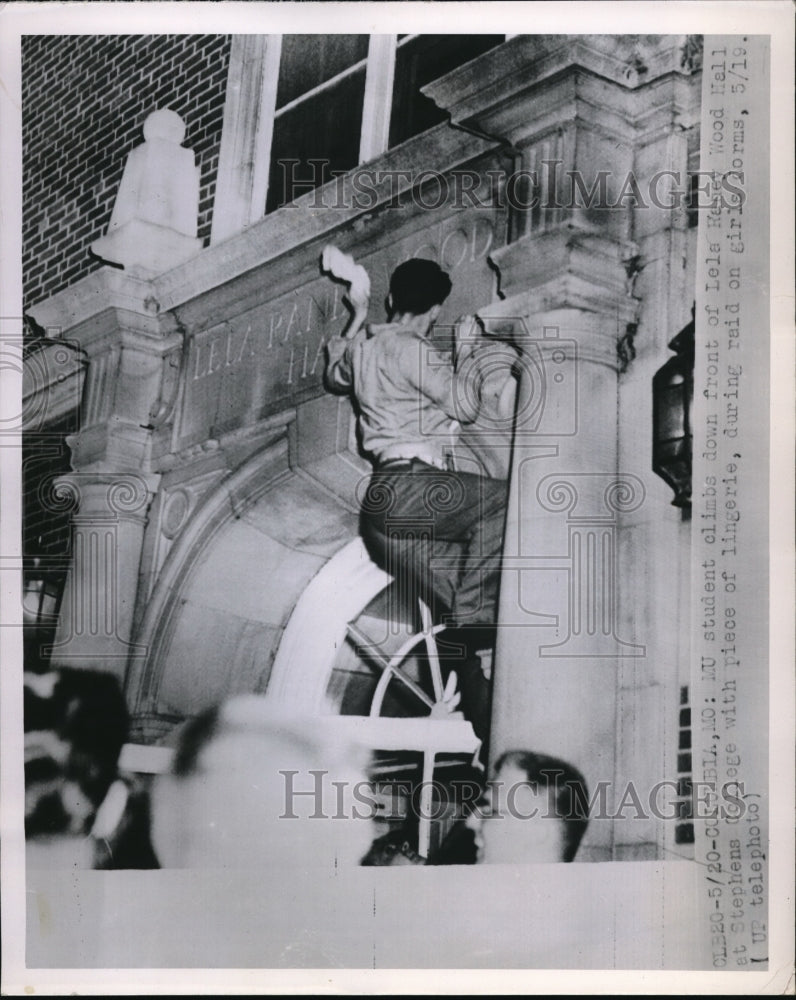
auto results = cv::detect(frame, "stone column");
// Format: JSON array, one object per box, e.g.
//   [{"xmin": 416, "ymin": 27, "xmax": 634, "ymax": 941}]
[
  {"xmin": 482, "ymin": 236, "xmax": 640, "ymax": 862},
  {"xmin": 424, "ymin": 31, "xmax": 702, "ymax": 860},
  {"xmin": 48, "ymin": 472, "xmax": 155, "ymax": 680},
  {"xmin": 29, "ymin": 271, "xmax": 183, "ymax": 684}
]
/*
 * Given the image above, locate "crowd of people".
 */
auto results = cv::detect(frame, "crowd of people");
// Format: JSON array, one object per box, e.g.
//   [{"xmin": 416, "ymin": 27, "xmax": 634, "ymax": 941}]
[{"xmin": 25, "ymin": 669, "xmax": 588, "ymax": 870}]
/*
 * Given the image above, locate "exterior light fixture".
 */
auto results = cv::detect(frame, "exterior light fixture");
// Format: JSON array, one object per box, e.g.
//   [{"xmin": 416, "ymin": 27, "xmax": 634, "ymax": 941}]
[
  {"xmin": 652, "ymin": 309, "xmax": 695, "ymax": 509},
  {"xmin": 23, "ymin": 554, "xmax": 64, "ymax": 670}
]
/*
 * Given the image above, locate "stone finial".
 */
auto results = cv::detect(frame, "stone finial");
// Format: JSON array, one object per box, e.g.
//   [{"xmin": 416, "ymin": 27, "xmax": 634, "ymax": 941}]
[
  {"xmin": 143, "ymin": 108, "xmax": 186, "ymax": 144},
  {"xmin": 91, "ymin": 108, "xmax": 203, "ymax": 278}
]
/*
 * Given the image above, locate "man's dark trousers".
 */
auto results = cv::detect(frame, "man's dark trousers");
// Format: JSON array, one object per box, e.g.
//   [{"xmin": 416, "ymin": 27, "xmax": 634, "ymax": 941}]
[
  {"xmin": 361, "ymin": 458, "xmax": 507, "ymax": 630},
  {"xmin": 360, "ymin": 459, "xmax": 506, "ymax": 744}
]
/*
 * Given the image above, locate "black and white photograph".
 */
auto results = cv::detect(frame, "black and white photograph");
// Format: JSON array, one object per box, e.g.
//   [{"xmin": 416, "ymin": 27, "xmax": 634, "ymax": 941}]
[{"xmin": 1, "ymin": 2, "xmax": 793, "ymax": 993}]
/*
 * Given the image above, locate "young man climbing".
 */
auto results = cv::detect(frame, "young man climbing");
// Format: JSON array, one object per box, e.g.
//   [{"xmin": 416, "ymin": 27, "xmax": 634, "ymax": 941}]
[{"xmin": 323, "ymin": 250, "xmax": 508, "ymax": 743}]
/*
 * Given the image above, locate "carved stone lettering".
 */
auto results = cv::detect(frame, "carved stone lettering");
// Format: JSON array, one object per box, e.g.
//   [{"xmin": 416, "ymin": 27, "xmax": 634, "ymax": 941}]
[{"xmin": 176, "ymin": 209, "xmax": 504, "ymax": 449}]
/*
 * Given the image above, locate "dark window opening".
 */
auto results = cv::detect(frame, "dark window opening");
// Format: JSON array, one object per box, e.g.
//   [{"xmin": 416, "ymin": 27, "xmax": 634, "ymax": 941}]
[
  {"xmin": 389, "ymin": 35, "xmax": 503, "ymax": 148},
  {"xmin": 267, "ymin": 66, "xmax": 367, "ymax": 213},
  {"xmin": 276, "ymin": 35, "xmax": 369, "ymax": 109},
  {"xmin": 266, "ymin": 34, "xmax": 505, "ymax": 213},
  {"xmin": 686, "ymin": 142, "xmax": 701, "ymax": 229},
  {"xmin": 23, "ymin": 421, "xmax": 75, "ymax": 672}
]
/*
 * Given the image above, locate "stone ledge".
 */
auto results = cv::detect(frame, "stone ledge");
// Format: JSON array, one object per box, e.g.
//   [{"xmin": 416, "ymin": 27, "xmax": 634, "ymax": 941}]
[
  {"xmin": 490, "ymin": 226, "xmax": 639, "ymax": 306},
  {"xmin": 26, "ymin": 266, "xmax": 155, "ymax": 334},
  {"xmin": 423, "ymin": 34, "xmax": 697, "ymax": 129},
  {"xmin": 92, "ymin": 220, "xmax": 202, "ymax": 279},
  {"xmin": 152, "ymin": 123, "xmax": 498, "ymax": 314}
]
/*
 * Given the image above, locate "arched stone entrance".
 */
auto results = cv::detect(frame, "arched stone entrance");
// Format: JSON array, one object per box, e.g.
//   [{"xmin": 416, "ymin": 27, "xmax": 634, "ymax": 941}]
[
  {"xmin": 127, "ymin": 440, "xmax": 463, "ymax": 741},
  {"xmin": 126, "ymin": 442, "xmax": 363, "ymax": 740}
]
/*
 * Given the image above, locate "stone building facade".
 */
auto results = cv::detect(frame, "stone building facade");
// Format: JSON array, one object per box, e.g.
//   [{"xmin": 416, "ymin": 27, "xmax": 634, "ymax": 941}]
[{"xmin": 23, "ymin": 33, "xmax": 703, "ymax": 862}]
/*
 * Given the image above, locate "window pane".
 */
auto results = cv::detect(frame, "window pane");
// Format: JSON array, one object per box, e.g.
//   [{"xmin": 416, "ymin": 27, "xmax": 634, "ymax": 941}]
[
  {"xmin": 389, "ymin": 35, "xmax": 504, "ymax": 148},
  {"xmin": 267, "ymin": 67, "xmax": 366, "ymax": 213},
  {"xmin": 276, "ymin": 34, "xmax": 369, "ymax": 108}
]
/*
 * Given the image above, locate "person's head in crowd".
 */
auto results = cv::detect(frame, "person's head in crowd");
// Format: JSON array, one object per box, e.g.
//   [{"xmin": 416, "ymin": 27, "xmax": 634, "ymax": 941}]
[
  {"xmin": 466, "ymin": 750, "xmax": 589, "ymax": 864},
  {"xmin": 24, "ymin": 667, "xmax": 129, "ymax": 838},
  {"xmin": 387, "ymin": 258, "xmax": 452, "ymax": 331},
  {"xmin": 150, "ymin": 696, "xmax": 376, "ymax": 870},
  {"xmin": 24, "ymin": 666, "xmax": 158, "ymax": 870}
]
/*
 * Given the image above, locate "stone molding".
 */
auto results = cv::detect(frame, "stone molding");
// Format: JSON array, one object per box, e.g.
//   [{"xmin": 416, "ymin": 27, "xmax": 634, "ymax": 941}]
[
  {"xmin": 126, "ymin": 433, "xmax": 292, "ymax": 712},
  {"xmin": 50, "ymin": 470, "xmax": 158, "ymax": 525},
  {"xmin": 487, "ymin": 227, "xmax": 641, "ymax": 371},
  {"xmin": 153, "ymin": 408, "xmax": 296, "ymax": 479},
  {"xmin": 27, "ymin": 267, "xmax": 155, "ymax": 335},
  {"xmin": 152, "ymin": 123, "xmax": 497, "ymax": 313},
  {"xmin": 422, "ymin": 34, "xmax": 699, "ymax": 144}
]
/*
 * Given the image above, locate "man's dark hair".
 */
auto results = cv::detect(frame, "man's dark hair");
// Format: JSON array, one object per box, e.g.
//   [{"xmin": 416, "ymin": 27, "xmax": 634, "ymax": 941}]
[
  {"xmin": 494, "ymin": 750, "xmax": 589, "ymax": 862},
  {"xmin": 171, "ymin": 705, "xmax": 221, "ymax": 777},
  {"xmin": 389, "ymin": 258, "xmax": 452, "ymax": 316}
]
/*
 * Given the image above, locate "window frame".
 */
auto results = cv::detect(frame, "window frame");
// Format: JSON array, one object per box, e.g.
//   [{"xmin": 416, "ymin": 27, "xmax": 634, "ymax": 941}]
[
  {"xmin": 272, "ymin": 36, "xmax": 427, "ymax": 163},
  {"xmin": 211, "ymin": 34, "xmax": 506, "ymax": 242}
]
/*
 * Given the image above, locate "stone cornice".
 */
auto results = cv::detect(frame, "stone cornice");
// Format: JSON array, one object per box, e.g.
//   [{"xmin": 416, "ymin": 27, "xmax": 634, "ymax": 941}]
[
  {"xmin": 480, "ymin": 299, "xmax": 638, "ymax": 373},
  {"xmin": 491, "ymin": 227, "xmax": 639, "ymax": 300},
  {"xmin": 485, "ymin": 227, "xmax": 641, "ymax": 370},
  {"xmin": 423, "ymin": 35, "xmax": 698, "ymax": 137},
  {"xmin": 26, "ymin": 267, "xmax": 155, "ymax": 335},
  {"xmin": 45, "ymin": 305, "xmax": 180, "ymax": 359},
  {"xmin": 474, "ymin": 72, "xmax": 637, "ymax": 149},
  {"xmin": 632, "ymin": 72, "xmax": 702, "ymax": 143}
]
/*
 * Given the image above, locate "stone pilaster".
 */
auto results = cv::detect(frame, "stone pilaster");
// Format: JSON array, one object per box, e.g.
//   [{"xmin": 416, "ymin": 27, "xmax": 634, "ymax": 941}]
[
  {"xmin": 47, "ymin": 472, "xmax": 156, "ymax": 680},
  {"xmin": 28, "ymin": 268, "xmax": 185, "ymax": 682},
  {"xmin": 480, "ymin": 238, "xmax": 639, "ymax": 861},
  {"xmin": 612, "ymin": 62, "xmax": 701, "ymax": 860},
  {"xmin": 426, "ymin": 33, "xmax": 702, "ymax": 860}
]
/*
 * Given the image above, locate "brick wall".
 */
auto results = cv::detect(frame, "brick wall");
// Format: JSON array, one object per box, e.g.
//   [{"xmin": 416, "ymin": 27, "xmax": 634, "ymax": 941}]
[{"xmin": 22, "ymin": 34, "xmax": 231, "ymax": 310}]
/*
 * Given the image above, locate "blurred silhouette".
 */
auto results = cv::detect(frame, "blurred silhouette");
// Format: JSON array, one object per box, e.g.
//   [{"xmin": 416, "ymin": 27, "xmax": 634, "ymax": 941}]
[
  {"xmin": 24, "ymin": 667, "xmax": 157, "ymax": 869},
  {"xmin": 150, "ymin": 696, "xmax": 377, "ymax": 870}
]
